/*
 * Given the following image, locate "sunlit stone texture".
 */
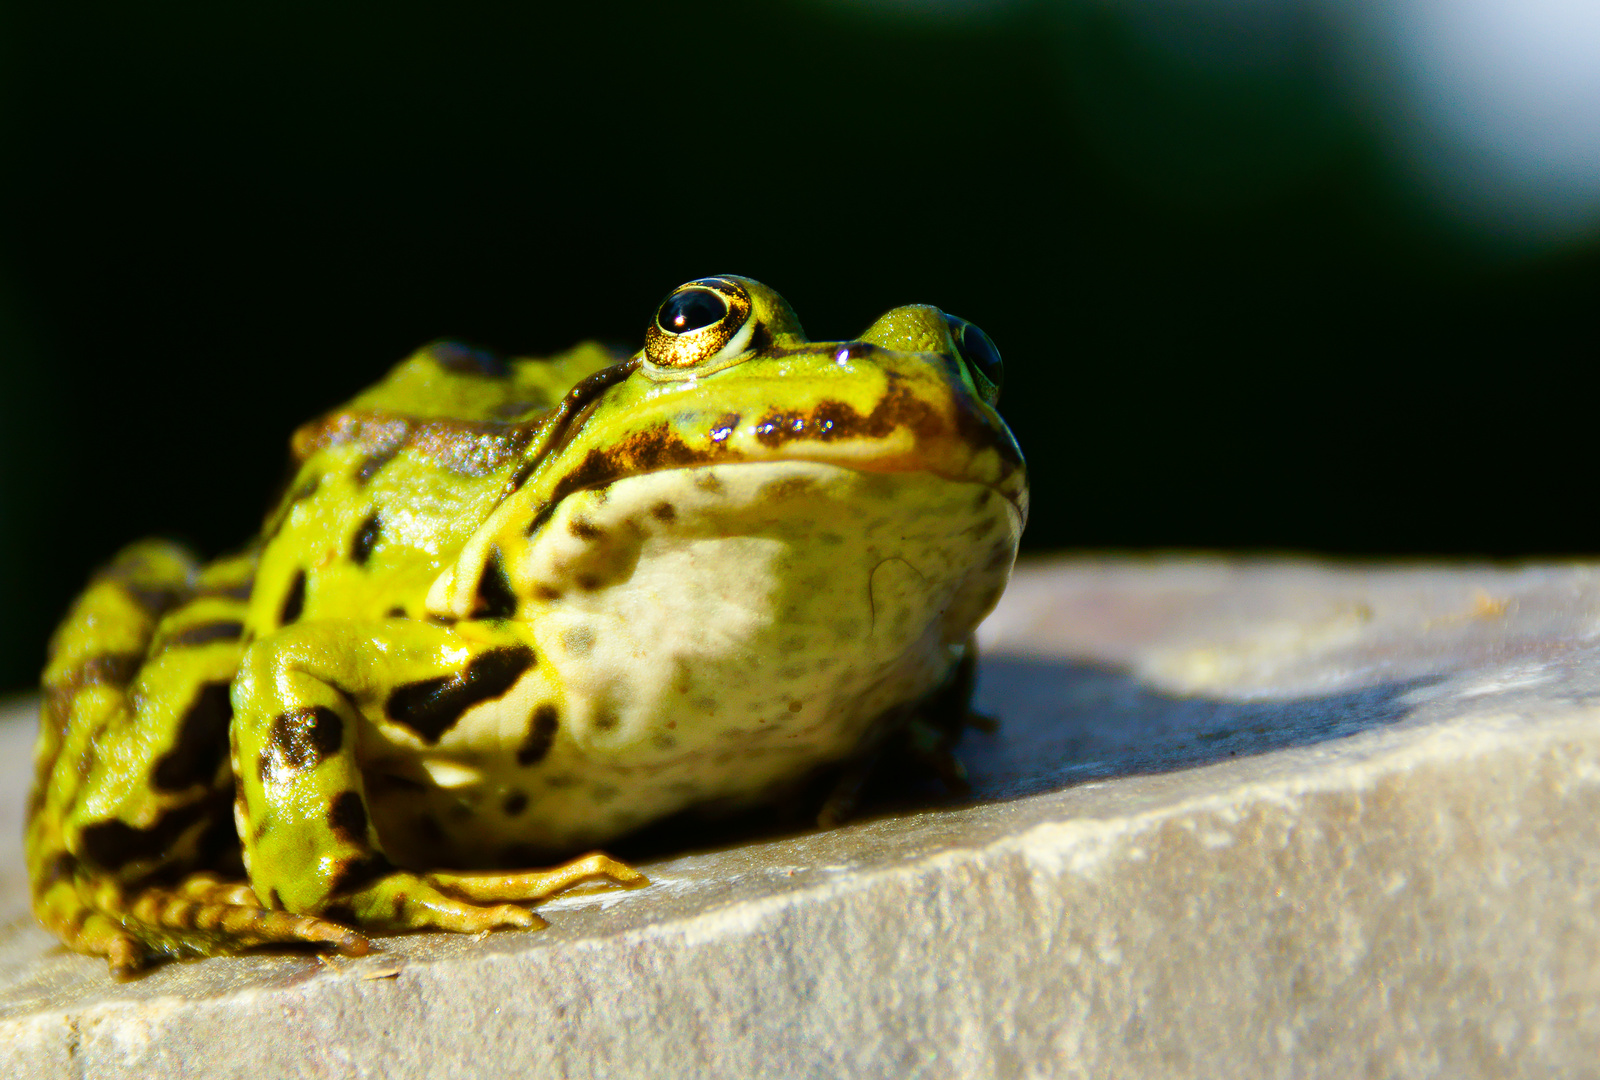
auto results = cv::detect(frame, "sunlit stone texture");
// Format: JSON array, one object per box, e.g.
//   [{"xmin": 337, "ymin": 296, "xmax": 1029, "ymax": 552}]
[{"xmin": 2, "ymin": 557, "xmax": 1598, "ymax": 1078}]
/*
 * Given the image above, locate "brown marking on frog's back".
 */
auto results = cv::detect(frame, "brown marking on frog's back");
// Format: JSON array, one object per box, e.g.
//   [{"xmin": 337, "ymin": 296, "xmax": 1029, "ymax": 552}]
[
  {"xmin": 151, "ymin": 680, "xmax": 235, "ymax": 792},
  {"xmin": 385, "ymin": 646, "xmax": 536, "ymax": 744},
  {"xmin": 296, "ymin": 411, "xmax": 536, "ymax": 481},
  {"xmin": 354, "ymin": 441, "xmax": 404, "ymax": 486},
  {"xmin": 425, "ymin": 341, "xmax": 507, "ymax": 377},
  {"xmin": 351, "ymin": 511, "xmax": 382, "ymax": 567},
  {"xmin": 162, "ymin": 621, "xmax": 246, "ymax": 649},
  {"xmin": 502, "ymin": 791, "xmax": 528, "ymax": 817},
  {"xmin": 41, "ymin": 652, "xmax": 144, "ymax": 733}
]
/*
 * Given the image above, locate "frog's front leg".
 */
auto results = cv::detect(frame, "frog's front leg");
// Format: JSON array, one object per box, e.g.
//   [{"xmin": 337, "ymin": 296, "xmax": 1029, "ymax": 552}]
[{"xmin": 232, "ymin": 619, "xmax": 645, "ymax": 938}]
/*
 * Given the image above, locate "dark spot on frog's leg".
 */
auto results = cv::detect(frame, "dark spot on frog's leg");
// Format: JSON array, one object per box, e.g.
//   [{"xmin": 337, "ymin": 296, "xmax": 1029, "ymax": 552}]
[
  {"xmin": 694, "ymin": 471, "xmax": 725, "ymax": 494},
  {"xmin": 77, "ymin": 795, "xmax": 217, "ymax": 872},
  {"xmin": 38, "ymin": 853, "xmax": 79, "ymax": 895},
  {"xmin": 164, "ymin": 621, "xmax": 245, "ymax": 648},
  {"xmin": 327, "ymin": 791, "xmax": 369, "ymax": 844},
  {"xmin": 517, "ymin": 704, "xmax": 559, "ymax": 766},
  {"xmin": 279, "ymin": 569, "xmax": 307, "ymax": 626},
  {"xmin": 350, "ymin": 511, "xmax": 382, "ymax": 567},
  {"xmin": 329, "ymin": 852, "xmax": 395, "ymax": 897},
  {"xmin": 568, "ymin": 516, "xmax": 603, "ymax": 540},
  {"xmin": 502, "ymin": 791, "xmax": 528, "ymax": 817},
  {"xmin": 474, "ymin": 549, "xmax": 518, "ymax": 620},
  {"xmin": 650, "ymin": 501, "xmax": 676, "ymax": 523},
  {"xmin": 386, "ymin": 646, "xmax": 535, "ymax": 743},
  {"xmin": 264, "ymin": 706, "xmax": 345, "ymax": 775},
  {"xmin": 152, "ymin": 680, "xmax": 235, "ymax": 792}
]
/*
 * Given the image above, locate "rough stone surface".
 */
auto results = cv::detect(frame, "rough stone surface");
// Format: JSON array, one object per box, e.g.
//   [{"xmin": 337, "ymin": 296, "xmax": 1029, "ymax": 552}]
[{"xmin": 2, "ymin": 557, "xmax": 1599, "ymax": 1078}]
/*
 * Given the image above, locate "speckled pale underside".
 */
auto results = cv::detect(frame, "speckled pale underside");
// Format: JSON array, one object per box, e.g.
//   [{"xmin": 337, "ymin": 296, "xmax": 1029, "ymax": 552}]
[
  {"xmin": 368, "ymin": 461, "xmax": 1020, "ymax": 864},
  {"xmin": 27, "ymin": 275, "xmax": 1027, "ymax": 975}
]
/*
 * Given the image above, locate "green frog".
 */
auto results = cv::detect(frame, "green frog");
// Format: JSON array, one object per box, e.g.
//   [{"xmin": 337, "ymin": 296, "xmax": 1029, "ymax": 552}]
[{"xmin": 28, "ymin": 276, "xmax": 1026, "ymax": 975}]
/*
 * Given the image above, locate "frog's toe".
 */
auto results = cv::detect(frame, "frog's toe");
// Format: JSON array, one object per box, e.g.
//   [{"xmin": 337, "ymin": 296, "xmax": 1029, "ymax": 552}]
[
  {"xmin": 129, "ymin": 885, "xmax": 372, "ymax": 960},
  {"xmin": 76, "ymin": 914, "xmax": 147, "ymax": 979},
  {"xmin": 338, "ymin": 873, "xmax": 548, "ymax": 934},
  {"xmin": 173, "ymin": 872, "xmax": 263, "ymax": 908},
  {"xmin": 427, "ymin": 852, "xmax": 648, "ymax": 904}
]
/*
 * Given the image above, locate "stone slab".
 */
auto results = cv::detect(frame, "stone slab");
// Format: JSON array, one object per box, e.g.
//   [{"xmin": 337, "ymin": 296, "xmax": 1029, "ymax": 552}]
[{"xmin": 2, "ymin": 557, "xmax": 1599, "ymax": 1077}]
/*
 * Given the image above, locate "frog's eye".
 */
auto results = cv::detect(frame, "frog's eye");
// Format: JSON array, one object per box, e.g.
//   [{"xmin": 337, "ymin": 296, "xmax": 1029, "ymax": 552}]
[
  {"xmin": 645, "ymin": 277, "xmax": 755, "ymax": 369},
  {"xmin": 944, "ymin": 315, "xmax": 1003, "ymax": 404}
]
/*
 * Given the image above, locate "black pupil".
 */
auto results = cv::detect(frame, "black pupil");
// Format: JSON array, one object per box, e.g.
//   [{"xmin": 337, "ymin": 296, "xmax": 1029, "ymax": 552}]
[
  {"xmin": 948, "ymin": 316, "xmax": 1003, "ymax": 387},
  {"xmin": 658, "ymin": 289, "xmax": 727, "ymax": 334}
]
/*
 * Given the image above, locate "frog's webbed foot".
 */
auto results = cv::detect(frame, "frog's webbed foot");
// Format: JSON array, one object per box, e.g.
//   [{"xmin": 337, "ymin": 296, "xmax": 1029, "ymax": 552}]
[
  {"xmin": 46, "ymin": 872, "xmax": 371, "ymax": 978},
  {"xmin": 334, "ymin": 852, "xmax": 649, "ymax": 935}
]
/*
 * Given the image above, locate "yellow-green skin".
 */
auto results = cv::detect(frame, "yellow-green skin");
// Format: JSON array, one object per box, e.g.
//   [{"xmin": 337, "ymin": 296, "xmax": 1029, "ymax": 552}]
[{"xmin": 28, "ymin": 277, "xmax": 1027, "ymax": 974}]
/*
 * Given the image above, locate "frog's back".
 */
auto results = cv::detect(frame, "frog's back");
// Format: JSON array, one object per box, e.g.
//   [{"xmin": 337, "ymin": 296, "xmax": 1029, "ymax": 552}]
[
  {"xmin": 26, "ymin": 340, "xmax": 618, "ymax": 972},
  {"xmin": 247, "ymin": 341, "xmax": 620, "ymax": 635}
]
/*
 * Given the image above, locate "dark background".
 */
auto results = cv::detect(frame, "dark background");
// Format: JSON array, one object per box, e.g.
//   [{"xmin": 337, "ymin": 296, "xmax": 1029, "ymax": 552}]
[{"xmin": 2, "ymin": 0, "xmax": 1597, "ymax": 693}]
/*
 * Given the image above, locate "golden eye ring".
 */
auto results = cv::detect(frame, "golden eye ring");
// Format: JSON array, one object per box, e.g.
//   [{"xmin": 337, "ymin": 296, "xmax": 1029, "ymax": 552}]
[{"xmin": 644, "ymin": 277, "xmax": 755, "ymax": 369}]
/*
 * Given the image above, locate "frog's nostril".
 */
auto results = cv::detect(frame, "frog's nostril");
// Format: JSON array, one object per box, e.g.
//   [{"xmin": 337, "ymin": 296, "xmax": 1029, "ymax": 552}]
[{"xmin": 657, "ymin": 289, "xmax": 727, "ymax": 335}]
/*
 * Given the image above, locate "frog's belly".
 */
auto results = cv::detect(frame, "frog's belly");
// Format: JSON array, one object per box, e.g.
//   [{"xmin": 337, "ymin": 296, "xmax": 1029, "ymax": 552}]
[{"xmin": 367, "ymin": 461, "xmax": 1020, "ymax": 865}]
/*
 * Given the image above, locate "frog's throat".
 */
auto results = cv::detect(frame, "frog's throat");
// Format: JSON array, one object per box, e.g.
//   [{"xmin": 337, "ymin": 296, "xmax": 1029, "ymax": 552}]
[{"xmin": 401, "ymin": 461, "xmax": 1017, "ymax": 853}]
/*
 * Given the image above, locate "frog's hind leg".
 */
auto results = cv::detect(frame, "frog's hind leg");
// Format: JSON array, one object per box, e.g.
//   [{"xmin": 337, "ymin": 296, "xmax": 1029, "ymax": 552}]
[
  {"xmin": 50, "ymin": 874, "xmax": 372, "ymax": 978},
  {"xmin": 26, "ymin": 541, "xmax": 358, "ymax": 974}
]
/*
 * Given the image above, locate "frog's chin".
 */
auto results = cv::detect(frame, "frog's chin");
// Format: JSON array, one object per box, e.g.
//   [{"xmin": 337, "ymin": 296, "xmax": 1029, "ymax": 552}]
[{"xmin": 494, "ymin": 460, "xmax": 1019, "ymax": 780}]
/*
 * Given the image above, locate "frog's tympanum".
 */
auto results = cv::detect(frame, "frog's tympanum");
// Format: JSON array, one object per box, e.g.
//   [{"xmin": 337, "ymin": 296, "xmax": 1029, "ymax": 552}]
[{"xmin": 28, "ymin": 277, "xmax": 1027, "ymax": 974}]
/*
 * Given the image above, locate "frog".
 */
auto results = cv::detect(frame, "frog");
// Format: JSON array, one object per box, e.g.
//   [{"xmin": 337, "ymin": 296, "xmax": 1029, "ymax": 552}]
[{"xmin": 28, "ymin": 275, "xmax": 1027, "ymax": 976}]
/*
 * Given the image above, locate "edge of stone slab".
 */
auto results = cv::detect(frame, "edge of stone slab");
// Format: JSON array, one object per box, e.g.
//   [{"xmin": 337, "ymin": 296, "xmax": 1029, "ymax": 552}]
[{"xmin": 5, "ymin": 688, "xmax": 1594, "ymax": 1076}]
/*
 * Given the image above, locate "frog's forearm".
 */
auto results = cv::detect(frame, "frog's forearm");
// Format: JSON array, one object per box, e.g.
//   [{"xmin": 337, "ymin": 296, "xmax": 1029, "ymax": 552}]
[{"xmin": 232, "ymin": 624, "xmax": 400, "ymax": 913}]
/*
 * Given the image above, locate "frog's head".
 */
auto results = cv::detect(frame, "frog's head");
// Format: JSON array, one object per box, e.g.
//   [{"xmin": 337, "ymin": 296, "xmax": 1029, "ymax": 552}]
[
  {"xmin": 511, "ymin": 273, "xmax": 1021, "ymax": 525},
  {"xmin": 428, "ymin": 277, "xmax": 1026, "ymax": 660}
]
